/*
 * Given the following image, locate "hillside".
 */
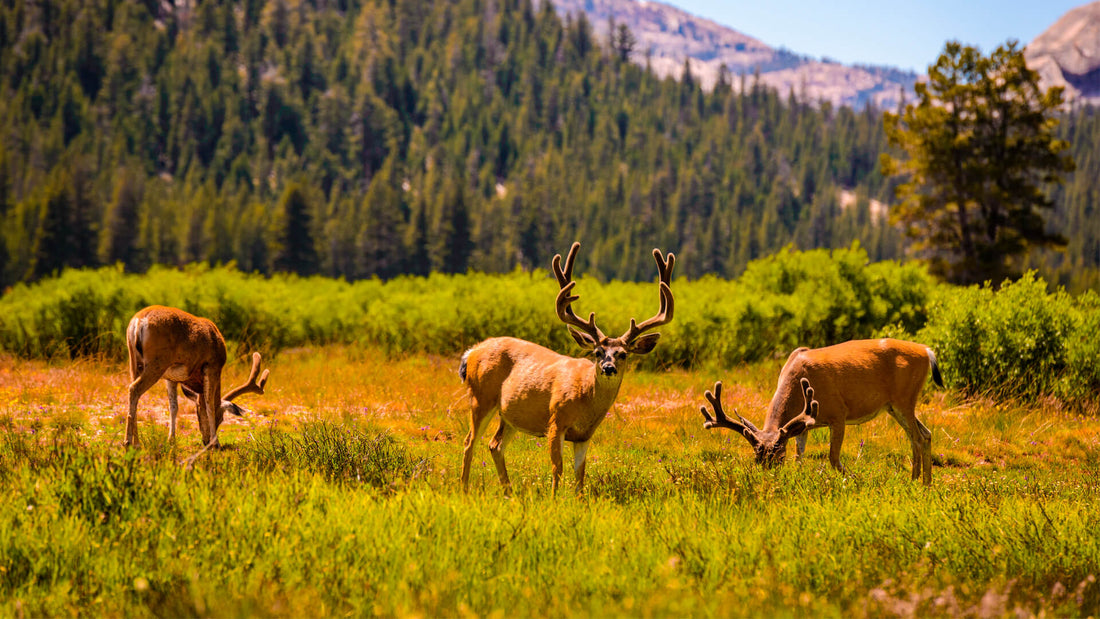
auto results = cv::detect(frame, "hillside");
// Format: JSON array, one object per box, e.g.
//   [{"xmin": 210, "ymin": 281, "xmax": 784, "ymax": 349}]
[
  {"xmin": 0, "ymin": 0, "xmax": 1097, "ymax": 291},
  {"xmin": 548, "ymin": 0, "xmax": 918, "ymax": 109},
  {"xmin": 0, "ymin": 0, "xmax": 901, "ymax": 287}
]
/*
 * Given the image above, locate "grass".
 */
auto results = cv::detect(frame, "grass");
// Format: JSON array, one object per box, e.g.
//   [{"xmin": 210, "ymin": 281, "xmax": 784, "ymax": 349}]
[{"xmin": 1, "ymin": 347, "xmax": 1099, "ymax": 617}]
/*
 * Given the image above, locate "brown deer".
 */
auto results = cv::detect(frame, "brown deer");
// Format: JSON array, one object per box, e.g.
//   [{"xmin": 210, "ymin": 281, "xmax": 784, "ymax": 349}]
[
  {"xmin": 125, "ymin": 305, "xmax": 270, "ymax": 447},
  {"xmin": 459, "ymin": 242, "xmax": 675, "ymax": 496},
  {"xmin": 700, "ymin": 338, "xmax": 943, "ymax": 485}
]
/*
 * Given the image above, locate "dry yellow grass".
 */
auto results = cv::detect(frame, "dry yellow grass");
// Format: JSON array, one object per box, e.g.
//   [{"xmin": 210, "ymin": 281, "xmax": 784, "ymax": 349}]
[{"xmin": 3, "ymin": 347, "xmax": 1098, "ymax": 481}]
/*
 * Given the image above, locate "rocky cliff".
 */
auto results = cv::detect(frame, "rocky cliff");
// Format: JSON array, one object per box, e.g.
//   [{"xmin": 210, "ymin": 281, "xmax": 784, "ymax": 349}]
[
  {"xmin": 549, "ymin": 0, "xmax": 917, "ymax": 109},
  {"xmin": 1025, "ymin": 1, "xmax": 1100, "ymax": 105}
]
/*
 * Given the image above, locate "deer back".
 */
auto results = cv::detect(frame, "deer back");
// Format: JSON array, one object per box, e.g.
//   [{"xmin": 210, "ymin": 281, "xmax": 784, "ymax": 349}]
[
  {"xmin": 766, "ymin": 338, "xmax": 935, "ymax": 430},
  {"xmin": 128, "ymin": 305, "xmax": 228, "ymax": 377}
]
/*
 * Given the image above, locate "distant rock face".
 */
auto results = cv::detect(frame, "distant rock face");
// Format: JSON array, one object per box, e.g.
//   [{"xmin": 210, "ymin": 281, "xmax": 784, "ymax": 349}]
[
  {"xmin": 1025, "ymin": 1, "xmax": 1100, "ymax": 104},
  {"xmin": 548, "ymin": 0, "xmax": 917, "ymax": 109}
]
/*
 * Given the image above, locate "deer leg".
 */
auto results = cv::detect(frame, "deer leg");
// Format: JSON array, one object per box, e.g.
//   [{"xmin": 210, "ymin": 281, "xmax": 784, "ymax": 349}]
[
  {"xmin": 166, "ymin": 380, "xmax": 179, "ymax": 442},
  {"xmin": 548, "ymin": 424, "xmax": 565, "ymax": 497},
  {"xmin": 572, "ymin": 440, "xmax": 591, "ymax": 494},
  {"xmin": 892, "ymin": 402, "xmax": 932, "ymax": 486},
  {"xmin": 886, "ymin": 407, "xmax": 919, "ymax": 481},
  {"xmin": 488, "ymin": 420, "xmax": 517, "ymax": 496},
  {"xmin": 128, "ymin": 351, "xmax": 141, "ymax": 382},
  {"xmin": 461, "ymin": 396, "xmax": 495, "ymax": 493},
  {"xmin": 828, "ymin": 422, "xmax": 847, "ymax": 473},
  {"xmin": 915, "ymin": 418, "xmax": 932, "ymax": 486},
  {"xmin": 125, "ymin": 362, "xmax": 167, "ymax": 447},
  {"xmin": 201, "ymin": 366, "xmax": 222, "ymax": 448},
  {"xmin": 795, "ymin": 432, "xmax": 808, "ymax": 460},
  {"xmin": 195, "ymin": 391, "xmax": 210, "ymax": 445}
]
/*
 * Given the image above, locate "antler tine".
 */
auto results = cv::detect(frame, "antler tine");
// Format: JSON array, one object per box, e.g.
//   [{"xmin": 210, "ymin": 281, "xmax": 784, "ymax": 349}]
[
  {"xmin": 653, "ymin": 248, "xmax": 675, "ymax": 286},
  {"xmin": 552, "ymin": 242, "xmax": 581, "ymax": 288},
  {"xmin": 700, "ymin": 381, "xmax": 740, "ymax": 430},
  {"xmin": 780, "ymin": 377, "xmax": 819, "ymax": 436},
  {"xmin": 553, "ymin": 243, "xmax": 605, "ymax": 341},
  {"xmin": 555, "ymin": 281, "xmax": 606, "ymax": 341},
  {"xmin": 621, "ymin": 248, "xmax": 676, "ymax": 342},
  {"xmin": 799, "ymin": 377, "xmax": 818, "ymax": 421},
  {"xmin": 222, "ymin": 352, "xmax": 270, "ymax": 401}
]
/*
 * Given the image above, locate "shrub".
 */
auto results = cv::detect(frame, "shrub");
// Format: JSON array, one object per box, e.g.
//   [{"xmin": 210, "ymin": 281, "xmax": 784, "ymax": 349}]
[
  {"xmin": 916, "ymin": 272, "xmax": 1081, "ymax": 401},
  {"xmin": 0, "ymin": 247, "xmax": 935, "ymax": 370}
]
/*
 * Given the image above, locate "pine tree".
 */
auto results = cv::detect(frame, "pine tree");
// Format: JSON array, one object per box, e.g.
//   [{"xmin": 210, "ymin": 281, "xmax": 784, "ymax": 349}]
[
  {"xmin": 356, "ymin": 158, "xmax": 406, "ymax": 279},
  {"xmin": 444, "ymin": 182, "xmax": 472, "ymax": 274},
  {"xmin": 100, "ymin": 165, "xmax": 144, "ymax": 271},
  {"xmin": 882, "ymin": 41, "xmax": 1075, "ymax": 284},
  {"xmin": 404, "ymin": 195, "xmax": 431, "ymax": 276},
  {"xmin": 273, "ymin": 182, "xmax": 319, "ymax": 275}
]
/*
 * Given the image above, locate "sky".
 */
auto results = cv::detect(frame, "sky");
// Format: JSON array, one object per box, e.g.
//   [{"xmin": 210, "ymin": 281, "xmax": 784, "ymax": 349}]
[{"xmin": 670, "ymin": 0, "xmax": 1089, "ymax": 73}]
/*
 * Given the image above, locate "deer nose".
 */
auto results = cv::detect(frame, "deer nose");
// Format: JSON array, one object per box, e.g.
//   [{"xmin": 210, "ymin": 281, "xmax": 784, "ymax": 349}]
[{"xmin": 601, "ymin": 363, "xmax": 617, "ymax": 376}]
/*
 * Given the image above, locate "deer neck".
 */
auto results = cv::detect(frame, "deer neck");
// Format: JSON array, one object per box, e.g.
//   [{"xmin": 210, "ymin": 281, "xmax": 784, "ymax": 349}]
[
  {"xmin": 761, "ymin": 387, "xmax": 796, "ymax": 430},
  {"xmin": 562, "ymin": 362, "xmax": 623, "ymax": 442},
  {"xmin": 762, "ymin": 383, "xmax": 801, "ymax": 433},
  {"xmin": 589, "ymin": 362, "xmax": 623, "ymax": 409}
]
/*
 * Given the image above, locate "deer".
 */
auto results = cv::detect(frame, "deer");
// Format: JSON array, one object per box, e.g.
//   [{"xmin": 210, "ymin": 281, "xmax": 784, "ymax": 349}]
[
  {"xmin": 700, "ymin": 338, "xmax": 943, "ymax": 485},
  {"xmin": 459, "ymin": 242, "xmax": 674, "ymax": 496},
  {"xmin": 125, "ymin": 305, "xmax": 270, "ymax": 448}
]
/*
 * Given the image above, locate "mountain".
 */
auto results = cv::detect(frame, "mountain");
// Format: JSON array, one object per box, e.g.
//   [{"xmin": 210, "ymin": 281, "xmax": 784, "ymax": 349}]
[
  {"xmin": 0, "ymin": 0, "xmax": 906, "ymax": 287},
  {"xmin": 1025, "ymin": 1, "xmax": 1100, "ymax": 105},
  {"xmin": 548, "ymin": 0, "xmax": 917, "ymax": 109}
]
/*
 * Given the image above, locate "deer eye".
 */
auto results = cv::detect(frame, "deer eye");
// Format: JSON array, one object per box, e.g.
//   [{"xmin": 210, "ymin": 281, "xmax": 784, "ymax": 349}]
[{"xmin": 614, "ymin": 351, "xmax": 627, "ymax": 359}]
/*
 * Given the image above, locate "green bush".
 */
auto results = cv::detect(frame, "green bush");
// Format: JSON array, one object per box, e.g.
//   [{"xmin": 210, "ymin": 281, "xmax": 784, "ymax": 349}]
[
  {"xmin": 915, "ymin": 272, "xmax": 1097, "ymax": 403},
  {"xmin": 0, "ymin": 246, "xmax": 934, "ymax": 370},
  {"xmin": 736, "ymin": 245, "xmax": 933, "ymax": 353},
  {"xmin": 1062, "ymin": 290, "xmax": 1100, "ymax": 403}
]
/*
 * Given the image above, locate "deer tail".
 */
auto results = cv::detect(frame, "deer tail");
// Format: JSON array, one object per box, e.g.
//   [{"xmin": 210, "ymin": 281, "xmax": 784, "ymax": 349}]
[
  {"xmin": 459, "ymin": 349, "xmax": 471, "ymax": 383},
  {"xmin": 927, "ymin": 348, "xmax": 944, "ymax": 388}
]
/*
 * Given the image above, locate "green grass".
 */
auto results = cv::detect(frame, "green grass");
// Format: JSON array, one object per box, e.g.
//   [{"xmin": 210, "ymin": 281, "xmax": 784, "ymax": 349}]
[{"xmin": 2, "ymin": 351, "xmax": 1099, "ymax": 617}]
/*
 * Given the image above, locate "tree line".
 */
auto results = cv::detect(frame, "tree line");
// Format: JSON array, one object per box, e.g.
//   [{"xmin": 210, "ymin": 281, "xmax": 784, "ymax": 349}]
[{"xmin": 0, "ymin": 0, "xmax": 1097, "ymax": 289}]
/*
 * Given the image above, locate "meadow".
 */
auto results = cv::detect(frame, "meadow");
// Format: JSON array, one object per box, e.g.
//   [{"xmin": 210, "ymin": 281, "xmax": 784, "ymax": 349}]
[
  {"xmin": 2, "ymin": 346, "xmax": 1099, "ymax": 617},
  {"xmin": 2, "ymin": 249, "xmax": 1100, "ymax": 616}
]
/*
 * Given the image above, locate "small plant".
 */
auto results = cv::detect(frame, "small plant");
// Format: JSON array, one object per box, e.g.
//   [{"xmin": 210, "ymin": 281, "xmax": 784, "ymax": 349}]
[{"xmin": 243, "ymin": 420, "xmax": 430, "ymax": 490}]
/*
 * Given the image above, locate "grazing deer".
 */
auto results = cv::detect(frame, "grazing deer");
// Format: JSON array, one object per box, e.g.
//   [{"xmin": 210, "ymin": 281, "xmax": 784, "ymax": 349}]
[
  {"xmin": 459, "ymin": 242, "xmax": 675, "ymax": 496},
  {"xmin": 700, "ymin": 338, "xmax": 943, "ymax": 485},
  {"xmin": 125, "ymin": 305, "xmax": 270, "ymax": 447}
]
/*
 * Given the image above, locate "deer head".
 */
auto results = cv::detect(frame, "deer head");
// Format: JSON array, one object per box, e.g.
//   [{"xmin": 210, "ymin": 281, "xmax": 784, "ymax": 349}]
[
  {"xmin": 181, "ymin": 352, "xmax": 270, "ymax": 424},
  {"xmin": 553, "ymin": 242, "xmax": 675, "ymax": 377},
  {"xmin": 700, "ymin": 377, "xmax": 819, "ymax": 467}
]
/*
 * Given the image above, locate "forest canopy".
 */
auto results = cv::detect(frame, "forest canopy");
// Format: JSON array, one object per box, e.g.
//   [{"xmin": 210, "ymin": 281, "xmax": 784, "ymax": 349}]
[{"xmin": 0, "ymin": 0, "xmax": 1098, "ymax": 289}]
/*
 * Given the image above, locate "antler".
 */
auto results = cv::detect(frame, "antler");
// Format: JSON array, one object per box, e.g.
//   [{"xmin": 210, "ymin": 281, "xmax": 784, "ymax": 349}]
[
  {"xmin": 620, "ymin": 248, "xmax": 675, "ymax": 343},
  {"xmin": 700, "ymin": 381, "xmax": 760, "ymax": 443},
  {"xmin": 553, "ymin": 242, "xmax": 606, "ymax": 342},
  {"xmin": 779, "ymin": 377, "xmax": 819, "ymax": 438},
  {"xmin": 222, "ymin": 352, "xmax": 270, "ymax": 401}
]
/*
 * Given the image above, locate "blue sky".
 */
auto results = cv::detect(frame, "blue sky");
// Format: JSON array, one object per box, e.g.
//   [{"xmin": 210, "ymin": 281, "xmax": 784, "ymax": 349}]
[{"xmin": 670, "ymin": 0, "xmax": 1088, "ymax": 73}]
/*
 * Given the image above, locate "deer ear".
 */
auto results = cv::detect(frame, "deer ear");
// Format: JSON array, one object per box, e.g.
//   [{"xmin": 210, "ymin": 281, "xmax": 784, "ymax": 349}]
[
  {"xmin": 569, "ymin": 327, "xmax": 598, "ymax": 348},
  {"xmin": 626, "ymin": 332, "xmax": 660, "ymax": 354},
  {"xmin": 221, "ymin": 401, "xmax": 248, "ymax": 417}
]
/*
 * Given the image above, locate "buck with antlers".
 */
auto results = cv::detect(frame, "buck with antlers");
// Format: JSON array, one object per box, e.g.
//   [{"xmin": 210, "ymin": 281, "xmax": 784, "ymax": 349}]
[
  {"xmin": 459, "ymin": 242, "xmax": 675, "ymax": 496},
  {"xmin": 700, "ymin": 338, "xmax": 943, "ymax": 485},
  {"xmin": 125, "ymin": 305, "xmax": 270, "ymax": 447}
]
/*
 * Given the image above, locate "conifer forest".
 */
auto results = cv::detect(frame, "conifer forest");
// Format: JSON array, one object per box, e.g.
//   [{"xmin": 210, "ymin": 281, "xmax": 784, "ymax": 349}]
[{"xmin": 2, "ymin": 0, "xmax": 1097, "ymax": 289}]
